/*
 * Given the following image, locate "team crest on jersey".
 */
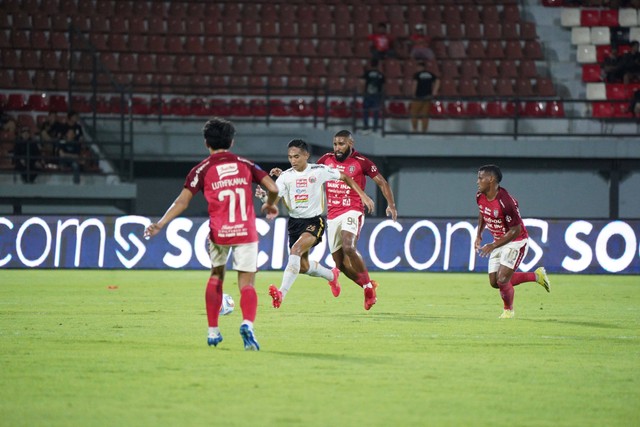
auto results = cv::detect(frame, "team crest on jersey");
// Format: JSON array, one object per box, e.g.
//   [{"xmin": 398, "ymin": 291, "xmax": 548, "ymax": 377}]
[
  {"xmin": 217, "ymin": 163, "xmax": 239, "ymax": 179},
  {"xmin": 349, "ymin": 165, "xmax": 356, "ymax": 174},
  {"xmin": 296, "ymin": 178, "xmax": 308, "ymax": 187},
  {"xmin": 506, "ymin": 215, "xmax": 512, "ymax": 222},
  {"xmin": 493, "ymin": 209, "xmax": 499, "ymax": 217},
  {"xmin": 309, "ymin": 176, "xmax": 317, "ymax": 183}
]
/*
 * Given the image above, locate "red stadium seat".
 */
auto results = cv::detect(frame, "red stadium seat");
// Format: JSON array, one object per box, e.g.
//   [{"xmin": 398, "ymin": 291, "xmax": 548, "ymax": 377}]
[
  {"xmin": 592, "ymin": 102, "xmax": 614, "ymax": 118},
  {"xmin": 546, "ymin": 101, "xmax": 565, "ymax": 117},
  {"xmin": 605, "ymin": 84, "xmax": 629, "ymax": 100},
  {"xmin": 599, "ymin": 10, "xmax": 619, "ymax": 27},
  {"xmin": 582, "ymin": 64, "xmax": 602, "ymax": 82},
  {"xmin": 581, "ymin": 10, "xmax": 601, "ymax": 27}
]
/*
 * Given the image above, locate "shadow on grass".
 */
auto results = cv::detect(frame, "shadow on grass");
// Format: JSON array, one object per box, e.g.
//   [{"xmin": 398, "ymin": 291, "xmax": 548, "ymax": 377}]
[
  {"xmin": 269, "ymin": 350, "xmax": 375, "ymax": 363},
  {"xmin": 527, "ymin": 318, "xmax": 623, "ymax": 329}
]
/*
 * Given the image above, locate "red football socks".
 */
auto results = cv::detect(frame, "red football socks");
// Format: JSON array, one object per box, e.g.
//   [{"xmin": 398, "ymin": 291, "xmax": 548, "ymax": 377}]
[
  {"xmin": 510, "ymin": 272, "xmax": 536, "ymax": 286},
  {"xmin": 354, "ymin": 271, "xmax": 372, "ymax": 288},
  {"xmin": 240, "ymin": 285, "xmax": 258, "ymax": 323},
  {"xmin": 498, "ymin": 282, "xmax": 514, "ymax": 310},
  {"xmin": 205, "ymin": 276, "xmax": 223, "ymax": 327}
]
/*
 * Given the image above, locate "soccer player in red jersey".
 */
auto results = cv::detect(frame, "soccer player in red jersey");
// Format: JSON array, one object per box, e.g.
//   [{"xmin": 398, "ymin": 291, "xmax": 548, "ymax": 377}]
[
  {"xmin": 317, "ymin": 130, "xmax": 398, "ymax": 310},
  {"xmin": 144, "ymin": 118, "xmax": 279, "ymax": 350},
  {"xmin": 475, "ymin": 164, "xmax": 550, "ymax": 319}
]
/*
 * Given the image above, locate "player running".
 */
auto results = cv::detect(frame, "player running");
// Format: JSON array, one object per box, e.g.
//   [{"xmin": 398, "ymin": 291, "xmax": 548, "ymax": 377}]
[
  {"xmin": 475, "ymin": 164, "xmax": 550, "ymax": 319},
  {"xmin": 145, "ymin": 118, "xmax": 279, "ymax": 350},
  {"xmin": 317, "ymin": 130, "xmax": 398, "ymax": 310},
  {"xmin": 258, "ymin": 139, "xmax": 374, "ymax": 308}
]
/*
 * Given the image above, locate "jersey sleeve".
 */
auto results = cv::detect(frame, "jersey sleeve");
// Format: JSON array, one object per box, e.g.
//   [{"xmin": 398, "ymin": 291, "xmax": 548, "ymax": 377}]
[
  {"xmin": 250, "ymin": 161, "xmax": 268, "ymax": 184},
  {"xmin": 361, "ymin": 156, "xmax": 381, "ymax": 179},
  {"xmin": 275, "ymin": 174, "xmax": 288, "ymax": 198},
  {"xmin": 316, "ymin": 153, "xmax": 329, "ymax": 165},
  {"xmin": 183, "ymin": 163, "xmax": 205, "ymax": 195},
  {"xmin": 320, "ymin": 165, "xmax": 341, "ymax": 181}
]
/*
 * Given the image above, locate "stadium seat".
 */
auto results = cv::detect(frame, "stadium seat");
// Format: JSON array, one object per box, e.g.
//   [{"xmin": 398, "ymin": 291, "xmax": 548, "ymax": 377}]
[
  {"xmin": 546, "ymin": 101, "xmax": 565, "ymax": 117},
  {"xmin": 582, "ymin": 64, "xmax": 602, "ymax": 82},
  {"xmin": 577, "ymin": 45, "xmax": 597, "ymax": 63},
  {"xmin": 485, "ymin": 100, "xmax": 505, "ymax": 117},
  {"xmin": 446, "ymin": 101, "xmax": 465, "ymax": 117},
  {"xmin": 26, "ymin": 94, "xmax": 49, "ymax": 112},
  {"xmin": 599, "ymin": 10, "xmax": 619, "ymax": 27},
  {"xmin": 6, "ymin": 94, "xmax": 27, "ymax": 111},
  {"xmin": 592, "ymin": 101, "xmax": 614, "ymax": 118},
  {"xmin": 522, "ymin": 101, "xmax": 547, "ymax": 117},
  {"xmin": 590, "ymin": 27, "xmax": 610, "ymax": 45},
  {"xmin": 535, "ymin": 78, "xmax": 556, "ymax": 97},
  {"xmin": 581, "ymin": 10, "xmax": 601, "ymax": 27},
  {"xmin": 619, "ymin": 9, "xmax": 638, "ymax": 27},
  {"xmin": 499, "ymin": 60, "xmax": 518, "ymax": 79},
  {"xmin": 459, "ymin": 79, "xmax": 478, "ymax": 97},
  {"xmin": 572, "ymin": 27, "xmax": 591, "ymax": 45},
  {"xmin": 476, "ymin": 76, "xmax": 496, "ymax": 96},
  {"xmin": 561, "ymin": 8, "xmax": 581, "ymax": 27},
  {"xmin": 430, "ymin": 100, "xmax": 445, "ymax": 117},
  {"xmin": 465, "ymin": 101, "xmax": 485, "ymax": 117},
  {"xmin": 486, "ymin": 41, "xmax": 505, "ymax": 59},
  {"xmin": 586, "ymin": 83, "xmax": 607, "ymax": 100},
  {"xmin": 606, "ymin": 84, "xmax": 629, "ymax": 100},
  {"xmin": 483, "ymin": 23, "xmax": 502, "ymax": 40},
  {"xmin": 520, "ymin": 22, "xmax": 538, "ymax": 41}
]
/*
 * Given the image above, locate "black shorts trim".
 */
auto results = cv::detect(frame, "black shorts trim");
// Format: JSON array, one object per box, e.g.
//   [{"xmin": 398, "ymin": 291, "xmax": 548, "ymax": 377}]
[{"xmin": 287, "ymin": 216, "xmax": 325, "ymax": 249}]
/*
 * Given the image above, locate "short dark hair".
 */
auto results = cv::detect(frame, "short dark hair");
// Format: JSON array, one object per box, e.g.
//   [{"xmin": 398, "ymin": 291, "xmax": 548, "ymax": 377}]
[
  {"xmin": 478, "ymin": 164, "xmax": 502, "ymax": 183},
  {"xmin": 334, "ymin": 129, "xmax": 354, "ymax": 141},
  {"xmin": 203, "ymin": 117, "xmax": 235, "ymax": 150},
  {"xmin": 287, "ymin": 139, "xmax": 310, "ymax": 153}
]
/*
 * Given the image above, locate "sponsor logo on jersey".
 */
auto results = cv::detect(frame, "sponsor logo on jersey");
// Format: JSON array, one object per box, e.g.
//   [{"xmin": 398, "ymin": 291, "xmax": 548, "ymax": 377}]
[
  {"xmin": 295, "ymin": 194, "xmax": 309, "ymax": 203},
  {"xmin": 295, "ymin": 188, "xmax": 304, "ymax": 194},
  {"xmin": 217, "ymin": 163, "xmax": 239, "ymax": 179},
  {"xmin": 371, "ymin": 165, "xmax": 377, "ymax": 173},
  {"xmin": 296, "ymin": 178, "xmax": 307, "ymax": 187}
]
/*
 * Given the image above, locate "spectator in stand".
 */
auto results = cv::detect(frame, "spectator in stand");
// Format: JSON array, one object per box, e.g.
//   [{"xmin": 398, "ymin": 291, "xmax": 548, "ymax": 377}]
[
  {"xmin": 13, "ymin": 126, "xmax": 42, "ymax": 183},
  {"xmin": 410, "ymin": 62, "xmax": 440, "ymax": 133},
  {"xmin": 57, "ymin": 128, "xmax": 82, "ymax": 184},
  {"xmin": 622, "ymin": 41, "xmax": 640, "ymax": 84},
  {"xmin": 408, "ymin": 25, "xmax": 434, "ymax": 61},
  {"xmin": 630, "ymin": 88, "xmax": 640, "ymax": 117},
  {"xmin": 368, "ymin": 22, "xmax": 396, "ymax": 61},
  {"xmin": 361, "ymin": 59, "xmax": 386, "ymax": 134},
  {"xmin": 65, "ymin": 111, "xmax": 85, "ymax": 142},
  {"xmin": 39, "ymin": 110, "xmax": 66, "ymax": 165},
  {"xmin": 601, "ymin": 46, "xmax": 623, "ymax": 82}
]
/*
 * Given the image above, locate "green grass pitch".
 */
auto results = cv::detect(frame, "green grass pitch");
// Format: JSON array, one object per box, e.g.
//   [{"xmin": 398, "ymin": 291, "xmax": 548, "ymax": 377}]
[{"xmin": 1, "ymin": 270, "xmax": 638, "ymax": 427}]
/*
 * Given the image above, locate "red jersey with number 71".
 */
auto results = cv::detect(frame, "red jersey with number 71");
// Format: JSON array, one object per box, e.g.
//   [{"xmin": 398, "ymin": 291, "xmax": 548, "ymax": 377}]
[
  {"xmin": 184, "ymin": 151, "xmax": 268, "ymax": 245},
  {"xmin": 317, "ymin": 150, "xmax": 379, "ymax": 219},
  {"xmin": 477, "ymin": 187, "xmax": 528, "ymax": 241}
]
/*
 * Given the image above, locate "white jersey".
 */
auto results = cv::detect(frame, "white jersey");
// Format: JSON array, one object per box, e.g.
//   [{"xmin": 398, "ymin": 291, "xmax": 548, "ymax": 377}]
[{"xmin": 276, "ymin": 163, "xmax": 341, "ymax": 218}]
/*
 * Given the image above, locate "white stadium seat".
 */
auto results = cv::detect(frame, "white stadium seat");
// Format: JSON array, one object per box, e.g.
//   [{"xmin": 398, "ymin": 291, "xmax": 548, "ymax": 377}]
[
  {"xmin": 590, "ymin": 27, "xmax": 611, "ymax": 45},
  {"xmin": 618, "ymin": 9, "xmax": 638, "ymax": 27},
  {"xmin": 630, "ymin": 27, "xmax": 640, "ymax": 42},
  {"xmin": 586, "ymin": 83, "xmax": 607, "ymax": 100},
  {"xmin": 576, "ymin": 44, "xmax": 597, "ymax": 63},
  {"xmin": 572, "ymin": 27, "xmax": 591, "ymax": 44},
  {"xmin": 561, "ymin": 8, "xmax": 581, "ymax": 27}
]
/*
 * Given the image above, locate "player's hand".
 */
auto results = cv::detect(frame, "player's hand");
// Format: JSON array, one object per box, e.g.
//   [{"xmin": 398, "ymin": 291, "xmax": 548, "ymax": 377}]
[
  {"xmin": 261, "ymin": 203, "xmax": 279, "ymax": 220},
  {"xmin": 269, "ymin": 167, "xmax": 283, "ymax": 177},
  {"xmin": 477, "ymin": 243, "xmax": 494, "ymax": 257},
  {"xmin": 144, "ymin": 223, "xmax": 161, "ymax": 240},
  {"xmin": 386, "ymin": 205, "xmax": 398, "ymax": 221},
  {"xmin": 363, "ymin": 195, "xmax": 375, "ymax": 214},
  {"xmin": 255, "ymin": 185, "xmax": 267, "ymax": 200}
]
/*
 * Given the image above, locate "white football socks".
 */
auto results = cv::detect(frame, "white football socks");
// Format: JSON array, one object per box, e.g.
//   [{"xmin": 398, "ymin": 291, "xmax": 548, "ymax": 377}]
[
  {"xmin": 305, "ymin": 260, "xmax": 333, "ymax": 281},
  {"xmin": 280, "ymin": 254, "xmax": 301, "ymax": 298}
]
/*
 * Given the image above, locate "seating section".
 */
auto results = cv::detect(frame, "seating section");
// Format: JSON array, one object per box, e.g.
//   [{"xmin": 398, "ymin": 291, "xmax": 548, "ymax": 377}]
[
  {"xmin": 561, "ymin": 6, "xmax": 639, "ymax": 118},
  {"xmin": 1, "ymin": 0, "xmax": 557, "ymax": 120}
]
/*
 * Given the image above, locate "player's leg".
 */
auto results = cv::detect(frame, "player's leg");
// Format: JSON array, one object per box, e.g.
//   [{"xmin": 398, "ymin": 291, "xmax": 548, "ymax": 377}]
[
  {"xmin": 496, "ymin": 264, "xmax": 516, "ymax": 317},
  {"xmin": 341, "ymin": 230, "xmax": 378, "ymax": 310},
  {"xmin": 271, "ymin": 233, "xmax": 317, "ymax": 306},
  {"xmin": 410, "ymin": 100, "xmax": 419, "ymax": 131},
  {"xmin": 206, "ymin": 242, "xmax": 231, "ymax": 346},
  {"xmin": 421, "ymin": 101, "xmax": 431, "ymax": 132},
  {"xmin": 232, "ymin": 243, "xmax": 260, "ymax": 350},
  {"xmin": 495, "ymin": 240, "xmax": 528, "ymax": 318}
]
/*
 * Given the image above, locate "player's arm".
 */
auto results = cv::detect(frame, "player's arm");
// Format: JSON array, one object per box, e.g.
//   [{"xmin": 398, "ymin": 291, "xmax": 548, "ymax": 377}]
[
  {"xmin": 474, "ymin": 212, "xmax": 485, "ymax": 251},
  {"xmin": 371, "ymin": 174, "xmax": 398, "ymax": 221},
  {"xmin": 339, "ymin": 172, "xmax": 374, "ymax": 213},
  {"xmin": 478, "ymin": 224, "xmax": 521, "ymax": 258},
  {"xmin": 144, "ymin": 188, "xmax": 193, "ymax": 239},
  {"xmin": 259, "ymin": 175, "xmax": 280, "ymax": 220}
]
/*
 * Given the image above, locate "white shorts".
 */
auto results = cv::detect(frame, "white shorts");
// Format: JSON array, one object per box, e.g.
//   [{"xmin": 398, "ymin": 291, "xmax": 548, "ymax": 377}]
[
  {"xmin": 326, "ymin": 210, "xmax": 364, "ymax": 253},
  {"xmin": 488, "ymin": 239, "xmax": 528, "ymax": 273},
  {"xmin": 209, "ymin": 241, "xmax": 258, "ymax": 273}
]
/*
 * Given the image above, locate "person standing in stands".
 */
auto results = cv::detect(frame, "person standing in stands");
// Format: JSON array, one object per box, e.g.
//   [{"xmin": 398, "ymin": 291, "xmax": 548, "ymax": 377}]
[
  {"xmin": 145, "ymin": 118, "xmax": 279, "ymax": 351},
  {"xmin": 361, "ymin": 60, "xmax": 386, "ymax": 134},
  {"xmin": 13, "ymin": 126, "xmax": 42, "ymax": 183},
  {"xmin": 410, "ymin": 62, "xmax": 440, "ymax": 133}
]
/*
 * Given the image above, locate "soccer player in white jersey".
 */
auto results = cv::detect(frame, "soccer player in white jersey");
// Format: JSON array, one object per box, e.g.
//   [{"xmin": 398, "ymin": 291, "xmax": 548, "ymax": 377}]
[
  {"xmin": 258, "ymin": 139, "xmax": 374, "ymax": 308},
  {"xmin": 475, "ymin": 164, "xmax": 550, "ymax": 319},
  {"xmin": 145, "ymin": 118, "xmax": 279, "ymax": 350}
]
